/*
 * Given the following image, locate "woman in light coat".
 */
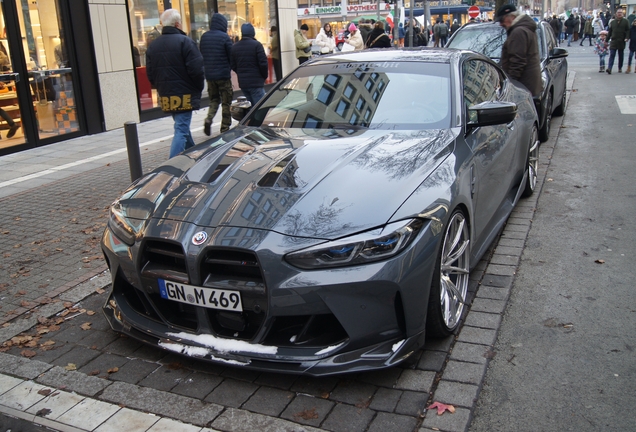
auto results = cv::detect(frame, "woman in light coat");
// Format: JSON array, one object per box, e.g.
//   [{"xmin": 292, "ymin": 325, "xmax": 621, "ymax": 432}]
[
  {"xmin": 346, "ymin": 23, "xmax": 365, "ymax": 51},
  {"xmin": 314, "ymin": 23, "xmax": 336, "ymax": 54},
  {"xmin": 592, "ymin": 13, "xmax": 604, "ymax": 36}
]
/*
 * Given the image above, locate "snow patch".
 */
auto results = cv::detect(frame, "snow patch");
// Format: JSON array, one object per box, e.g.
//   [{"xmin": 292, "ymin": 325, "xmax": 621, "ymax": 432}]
[
  {"xmin": 392, "ymin": 339, "xmax": 405, "ymax": 353},
  {"xmin": 158, "ymin": 340, "xmax": 250, "ymax": 366},
  {"xmin": 166, "ymin": 332, "xmax": 278, "ymax": 355},
  {"xmin": 315, "ymin": 342, "xmax": 345, "ymax": 356}
]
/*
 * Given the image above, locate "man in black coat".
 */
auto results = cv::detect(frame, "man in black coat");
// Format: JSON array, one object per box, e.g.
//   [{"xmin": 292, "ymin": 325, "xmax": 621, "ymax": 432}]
[
  {"xmin": 231, "ymin": 23, "xmax": 268, "ymax": 107},
  {"xmin": 200, "ymin": 13, "xmax": 233, "ymax": 135},
  {"xmin": 146, "ymin": 9, "xmax": 204, "ymax": 158}
]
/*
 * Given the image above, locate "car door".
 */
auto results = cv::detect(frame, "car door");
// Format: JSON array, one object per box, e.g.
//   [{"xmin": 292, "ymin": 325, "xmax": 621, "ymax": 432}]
[
  {"xmin": 462, "ymin": 59, "xmax": 518, "ymax": 241},
  {"xmin": 542, "ymin": 24, "xmax": 567, "ymax": 110}
]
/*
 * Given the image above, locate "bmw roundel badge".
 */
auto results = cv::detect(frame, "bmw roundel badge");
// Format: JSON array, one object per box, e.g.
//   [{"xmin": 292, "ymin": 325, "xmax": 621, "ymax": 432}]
[{"xmin": 192, "ymin": 231, "xmax": 208, "ymax": 246}]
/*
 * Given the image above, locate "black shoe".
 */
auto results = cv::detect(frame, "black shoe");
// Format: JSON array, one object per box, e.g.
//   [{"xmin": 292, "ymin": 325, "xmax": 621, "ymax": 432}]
[
  {"xmin": 618, "ymin": 69, "xmax": 622, "ymax": 73},
  {"xmin": 203, "ymin": 120, "xmax": 211, "ymax": 136},
  {"xmin": 6, "ymin": 124, "xmax": 18, "ymax": 138},
  {"xmin": 606, "ymin": 69, "xmax": 611, "ymax": 74}
]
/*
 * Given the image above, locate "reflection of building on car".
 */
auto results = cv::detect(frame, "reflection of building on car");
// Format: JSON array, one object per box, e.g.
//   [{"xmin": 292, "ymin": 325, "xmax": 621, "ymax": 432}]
[{"xmin": 102, "ymin": 49, "xmax": 539, "ymax": 376}]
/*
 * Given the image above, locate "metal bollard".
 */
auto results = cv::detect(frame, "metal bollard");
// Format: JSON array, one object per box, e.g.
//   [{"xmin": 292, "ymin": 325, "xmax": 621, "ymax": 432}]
[{"xmin": 124, "ymin": 121, "xmax": 143, "ymax": 182}]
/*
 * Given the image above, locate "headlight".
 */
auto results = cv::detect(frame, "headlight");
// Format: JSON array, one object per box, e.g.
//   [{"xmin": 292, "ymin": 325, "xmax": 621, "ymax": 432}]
[
  {"xmin": 107, "ymin": 200, "xmax": 149, "ymax": 246},
  {"xmin": 285, "ymin": 219, "xmax": 425, "ymax": 270}
]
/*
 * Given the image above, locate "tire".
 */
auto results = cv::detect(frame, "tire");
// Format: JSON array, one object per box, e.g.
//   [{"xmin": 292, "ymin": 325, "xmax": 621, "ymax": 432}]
[
  {"xmin": 426, "ymin": 209, "xmax": 470, "ymax": 337},
  {"xmin": 553, "ymin": 87, "xmax": 566, "ymax": 116},
  {"xmin": 522, "ymin": 125, "xmax": 539, "ymax": 198},
  {"xmin": 538, "ymin": 91, "xmax": 552, "ymax": 142}
]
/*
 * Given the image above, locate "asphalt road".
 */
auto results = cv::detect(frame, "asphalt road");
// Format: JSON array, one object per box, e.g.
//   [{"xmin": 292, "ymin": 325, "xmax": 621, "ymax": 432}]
[{"xmin": 469, "ymin": 46, "xmax": 636, "ymax": 430}]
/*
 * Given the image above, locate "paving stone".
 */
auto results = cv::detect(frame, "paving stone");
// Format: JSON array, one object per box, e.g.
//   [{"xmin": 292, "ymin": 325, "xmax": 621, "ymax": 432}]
[
  {"xmin": 204, "ymin": 378, "xmax": 258, "ymax": 408},
  {"xmin": 356, "ymin": 367, "xmax": 401, "ymax": 388},
  {"xmin": 475, "ymin": 285, "xmax": 510, "ymax": 301},
  {"xmin": 421, "ymin": 406, "xmax": 471, "ymax": 432},
  {"xmin": 253, "ymin": 372, "xmax": 297, "ymax": 390},
  {"xmin": 480, "ymin": 274, "xmax": 513, "ymax": 288},
  {"xmin": 367, "ymin": 412, "xmax": 419, "ymax": 432},
  {"xmin": 489, "ymin": 253, "xmax": 520, "ymax": 266},
  {"xmin": 109, "ymin": 358, "xmax": 159, "ymax": 384},
  {"xmin": 470, "ymin": 298, "xmax": 507, "ymax": 314},
  {"xmin": 171, "ymin": 371, "xmax": 223, "ymax": 399},
  {"xmin": 449, "ymin": 342, "xmax": 489, "ymax": 365},
  {"xmin": 94, "ymin": 407, "xmax": 159, "ymax": 432},
  {"xmin": 485, "ymin": 264, "xmax": 516, "ymax": 276},
  {"xmin": 0, "ymin": 380, "xmax": 47, "ymax": 410},
  {"xmin": 139, "ymin": 365, "xmax": 193, "ymax": 392},
  {"xmin": 464, "ymin": 311, "xmax": 502, "ymax": 330},
  {"xmin": 24, "ymin": 342, "xmax": 75, "ymax": 364},
  {"xmin": 322, "ymin": 403, "xmax": 375, "ymax": 432},
  {"xmin": 506, "ymin": 216, "xmax": 532, "ymax": 227},
  {"xmin": 433, "ymin": 380, "xmax": 479, "ymax": 408},
  {"xmin": 103, "ymin": 335, "xmax": 144, "ymax": 356},
  {"xmin": 369, "ymin": 387, "xmax": 402, "ymax": 412},
  {"xmin": 328, "ymin": 379, "xmax": 377, "ymax": 406},
  {"xmin": 500, "ymin": 229, "xmax": 528, "ymax": 240},
  {"xmin": 26, "ymin": 389, "xmax": 86, "ymax": 419},
  {"xmin": 131, "ymin": 344, "xmax": 169, "ymax": 362},
  {"xmin": 215, "ymin": 407, "xmax": 323, "ymax": 432},
  {"xmin": 50, "ymin": 324, "xmax": 86, "ymax": 344},
  {"xmin": 422, "ymin": 335, "xmax": 453, "ymax": 352},
  {"xmin": 56, "ymin": 398, "xmax": 121, "ymax": 430},
  {"xmin": 290, "ymin": 375, "xmax": 339, "ymax": 398},
  {"xmin": 442, "ymin": 360, "xmax": 487, "ymax": 385},
  {"xmin": 100, "ymin": 381, "xmax": 223, "ymax": 426},
  {"xmin": 0, "ymin": 352, "xmax": 53, "ymax": 379},
  {"xmin": 280, "ymin": 394, "xmax": 335, "ymax": 427},
  {"xmin": 395, "ymin": 390, "xmax": 428, "ymax": 417},
  {"xmin": 50, "ymin": 345, "xmax": 102, "ymax": 370},
  {"xmin": 457, "ymin": 326, "xmax": 498, "ymax": 346},
  {"xmin": 158, "ymin": 353, "xmax": 226, "ymax": 376},
  {"xmin": 78, "ymin": 352, "xmax": 129, "ymax": 377},
  {"xmin": 493, "ymin": 245, "xmax": 523, "ymax": 256},
  {"xmin": 77, "ymin": 329, "xmax": 119, "ymax": 350},
  {"xmin": 36, "ymin": 366, "xmax": 112, "ymax": 397},
  {"xmin": 0, "ymin": 374, "xmax": 23, "ymax": 394},
  {"xmin": 220, "ymin": 367, "xmax": 261, "ymax": 383},
  {"xmin": 395, "ymin": 369, "xmax": 436, "ymax": 392},
  {"xmin": 147, "ymin": 417, "xmax": 203, "ymax": 432},
  {"xmin": 417, "ymin": 350, "xmax": 447, "ymax": 371},
  {"xmin": 242, "ymin": 386, "xmax": 294, "ymax": 416}
]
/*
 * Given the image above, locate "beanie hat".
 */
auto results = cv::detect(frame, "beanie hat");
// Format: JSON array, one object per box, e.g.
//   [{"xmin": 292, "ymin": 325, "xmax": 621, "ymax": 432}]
[
  {"xmin": 348, "ymin": 23, "xmax": 357, "ymax": 33},
  {"xmin": 241, "ymin": 23, "xmax": 255, "ymax": 37},
  {"xmin": 300, "ymin": 24, "xmax": 309, "ymax": 31}
]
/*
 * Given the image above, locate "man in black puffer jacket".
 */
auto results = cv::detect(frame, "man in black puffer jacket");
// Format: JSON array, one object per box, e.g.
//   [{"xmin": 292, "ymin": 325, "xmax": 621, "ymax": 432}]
[
  {"xmin": 200, "ymin": 13, "xmax": 233, "ymax": 135},
  {"xmin": 146, "ymin": 9, "xmax": 204, "ymax": 158},
  {"xmin": 231, "ymin": 23, "xmax": 268, "ymax": 107}
]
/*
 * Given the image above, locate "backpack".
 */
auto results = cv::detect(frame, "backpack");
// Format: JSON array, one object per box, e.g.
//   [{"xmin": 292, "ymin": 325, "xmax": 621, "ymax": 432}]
[{"xmin": 438, "ymin": 24, "xmax": 448, "ymax": 37}]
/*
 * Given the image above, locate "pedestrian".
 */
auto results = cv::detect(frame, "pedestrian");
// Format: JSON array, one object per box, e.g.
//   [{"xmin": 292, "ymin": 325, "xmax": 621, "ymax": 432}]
[
  {"xmin": 398, "ymin": 22, "xmax": 405, "ymax": 47},
  {"xmin": 200, "ymin": 13, "xmax": 233, "ymax": 136},
  {"xmin": 367, "ymin": 21, "xmax": 392, "ymax": 48},
  {"xmin": 580, "ymin": 16, "xmax": 595, "ymax": 46},
  {"xmin": 231, "ymin": 23, "xmax": 268, "ymax": 106},
  {"xmin": 270, "ymin": 26, "xmax": 282, "ymax": 81},
  {"xmin": 314, "ymin": 23, "xmax": 336, "ymax": 54},
  {"xmin": 592, "ymin": 13, "xmax": 604, "ymax": 36},
  {"xmin": 358, "ymin": 19, "xmax": 372, "ymax": 45},
  {"xmin": 294, "ymin": 24, "xmax": 312, "ymax": 65},
  {"xmin": 579, "ymin": 14, "xmax": 586, "ymax": 40},
  {"xmin": 550, "ymin": 15, "xmax": 560, "ymax": 41},
  {"xmin": 345, "ymin": 23, "xmax": 365, "ymax": 50},
  {"xmin": 627, "ymin": 18, "xmax": 636, "ymax": 73},
  {"xmin": 0, "ymin": 85, "xmax": 19, "ymax": 139},
  {"xmin": 594, "ymin": 30, "xmax": 609, "ymax": 72},
  {"xmin": 145, "ymin": 9, "xmax": 204, "ymax": 159},
  {"xmin": 565, "ymin": 13, "xmax": 575, "ymax": 46},
  {"xmin": 433, "ymin": 19, "xmax": 448, "ymax": 47},
  {"xmin": 573, "ymin": 13, "xmax": 580, "ymax": 42},
  {"xmin": 606, "ymin": 9, "xmax": 630, "ymax": 74},
  {"xmin": 495, "ymin": 4, "xmax": 541, "ymax": 97},
  {"xmin": 628, "ymin": 9, "xmax": 636, "ymax": 26},
  {"xmin": 451, "ymin": 19, "xmax": 460, "ymax": 36}
]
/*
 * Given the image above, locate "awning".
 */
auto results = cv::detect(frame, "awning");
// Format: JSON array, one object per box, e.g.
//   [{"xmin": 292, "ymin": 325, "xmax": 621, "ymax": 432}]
[{"xmin": 405, "ymin": 6, "xmax": 493, "ymax": 17}]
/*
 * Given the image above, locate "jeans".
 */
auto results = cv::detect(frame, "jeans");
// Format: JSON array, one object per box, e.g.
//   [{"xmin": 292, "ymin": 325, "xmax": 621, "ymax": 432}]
[
  {"xmin": 629, "ymin": 49, "xmax": 635, "ymax": 67},
  {"xmin": 206, "ymin": 79, "xmax": 233, "ymax": 132},
  {"xmin": 580, "ymin": 34, "xmax": 594, "ymax": 45},
  {"xmin": 567, "ymin": 33, "xmax": 573, "ymax": 46},
  {"xmin": 607, "ymin": 49, "xmax": 625, "ymax": 72},
  {"xmin": 599, "ymin": 54, "xmax": 607, "ymax": 69},
  {"xmin": 169, "ymin": 111, "xmax": 195, "ymax": 159},
  {"xmin": 241, "ymin": 87, "xmax": 265, "ymax": 108}
]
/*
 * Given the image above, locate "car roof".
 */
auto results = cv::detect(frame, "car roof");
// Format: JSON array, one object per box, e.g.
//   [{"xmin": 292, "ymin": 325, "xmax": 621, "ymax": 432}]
[{"xmin": 308, "ymin": 48, "xmax": 465, "ymax": 65}]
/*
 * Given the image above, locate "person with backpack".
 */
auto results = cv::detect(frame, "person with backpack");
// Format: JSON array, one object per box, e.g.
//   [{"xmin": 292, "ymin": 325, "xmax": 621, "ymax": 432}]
[{"xmin": 433, "ymin": 19, "xmax": 448, "ymax": 47}]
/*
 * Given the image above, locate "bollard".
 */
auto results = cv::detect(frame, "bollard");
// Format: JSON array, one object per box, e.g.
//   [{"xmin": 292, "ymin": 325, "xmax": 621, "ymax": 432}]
[{"xmin": 124, "ymin": 121, "xmax": 143, "ymax": 182}]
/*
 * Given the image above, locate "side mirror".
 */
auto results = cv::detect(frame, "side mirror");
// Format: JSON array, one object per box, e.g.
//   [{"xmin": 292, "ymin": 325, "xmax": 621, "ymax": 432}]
[
  {"xmin": 550, "ymin": 47, "xmax": 568, "ymax": 59},
  {"xmin": 467, "ymin": 101, "xmax": 517, "ymax": 127},
  {"xmin": 230, "ymin": 96, "xmax": 252, "ymax": 122}
]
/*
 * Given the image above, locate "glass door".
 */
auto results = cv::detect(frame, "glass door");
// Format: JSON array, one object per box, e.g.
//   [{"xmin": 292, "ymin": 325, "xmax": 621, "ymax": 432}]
[{"xmin": 0, "ymin": 0, "xmax": 79, "ymax": 153}]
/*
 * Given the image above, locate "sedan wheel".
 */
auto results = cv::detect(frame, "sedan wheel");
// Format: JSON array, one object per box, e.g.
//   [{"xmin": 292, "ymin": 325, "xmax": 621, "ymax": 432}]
[
  {"xmin": 538, "ymin": 92, "xmax": 552, "ymax": 142},
  {"xmin": 522, "ymin": 125, "xmax": 539, "ymax": 197},
  {"xmin": 426, "ymin": 210, "xmax": 470, "ymax": 337}
]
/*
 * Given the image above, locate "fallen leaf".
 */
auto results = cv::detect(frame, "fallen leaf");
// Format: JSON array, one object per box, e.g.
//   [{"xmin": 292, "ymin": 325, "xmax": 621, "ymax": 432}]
[
  {"xmin": 294, "ymin": 408, "xmax": 319, "ymax": 420},
  {"xmin": 35, "ymin": 408, "xmax": 52, "ymax": 417},
  {"xmin": 427, "ymin": 401, "xmax": 456, "ymax": 415},
  {"xmin": 80, "ymin": 322, "xmax": 91, "ymax": 331},
  {"xmin": 107, "ymin": 367, "xmax": 119, "ymax": 373},
  {"xmin": 65, "ymin": 363, "xmax": 77, "ymax": 371},
  {"xmin": 88, "ymin": 370, "xmax": 100, "ymax": 376},
  {"xmin": 15, "ymin": 290, "xmax": 26, "ymax": 296},
  {"xmin": 40, "ymin": 340, "xmax": 55, "ymax": 347},
  {"xmin": 595, "ymin": 259, "xmax": 605, "ymax": 264},
  {"xmin": 95, "ymin": 288, "xmax": 105, "ymax": 294},
  {"xmin": 86, "ymin": 310, "xmax": 96, "ymax": 316},
  {"xmin": 63, "ymin": 302, "xmax": 74, "ymax": 309},
  {"xmin": 37, "ymin": 388, "xmax": 53, "ymax": 396},
  {"xmin": 20, "ymin": 349, "xmax": 37, "ymax": 358}
]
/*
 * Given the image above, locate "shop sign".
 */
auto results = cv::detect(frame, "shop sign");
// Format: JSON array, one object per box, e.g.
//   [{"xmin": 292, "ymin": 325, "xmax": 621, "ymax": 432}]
[
  {"xmin": 405, "ymin": 0, "xmax": 463, "ymax": 6},
  {"xmin": 298, "ymin": 2, "xmax": 393, "ymax": 17}
]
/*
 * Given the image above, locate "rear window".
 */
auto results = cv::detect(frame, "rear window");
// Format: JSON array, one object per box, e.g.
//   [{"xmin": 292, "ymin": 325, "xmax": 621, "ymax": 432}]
[
  {"xmin": 245, "ymin": 62, "xmax": 452, "ymax": 130},
  {"xmin": 447, "ymin": 24, "xmax": 545, "ymax": 61}
]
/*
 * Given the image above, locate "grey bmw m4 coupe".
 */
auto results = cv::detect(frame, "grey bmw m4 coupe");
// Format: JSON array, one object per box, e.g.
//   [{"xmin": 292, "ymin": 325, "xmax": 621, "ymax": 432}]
[{"xmin": 101, "ymin": 49, "xmax": 539, "ymax": 375}]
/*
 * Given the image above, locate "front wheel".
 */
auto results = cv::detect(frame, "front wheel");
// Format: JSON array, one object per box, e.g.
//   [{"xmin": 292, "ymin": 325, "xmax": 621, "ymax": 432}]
[
  {"xmin": 426, "ymin": 210, "xmax": 470, "ymax": 337},
  {"xmin": 522, "ymin": 125, "xmax": 539, "ymax": 198}
]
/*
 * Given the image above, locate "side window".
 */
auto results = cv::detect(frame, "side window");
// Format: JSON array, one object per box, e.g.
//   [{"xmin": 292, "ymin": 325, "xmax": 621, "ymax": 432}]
[{"xmin": 462, "ymin": 60, "xmax": 502, "ymax": 109}]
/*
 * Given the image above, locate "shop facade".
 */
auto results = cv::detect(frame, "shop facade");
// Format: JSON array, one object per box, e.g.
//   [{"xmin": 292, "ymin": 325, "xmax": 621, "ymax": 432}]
[{"xmin": 1, "ymin": 0, "xmax": 299, "ymax": 156}]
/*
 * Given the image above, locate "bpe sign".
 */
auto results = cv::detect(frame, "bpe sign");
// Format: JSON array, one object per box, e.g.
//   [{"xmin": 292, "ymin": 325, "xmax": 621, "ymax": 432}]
[{"xmin": 468, "ymin": 5, "xmax": 480, "ymax": 18}]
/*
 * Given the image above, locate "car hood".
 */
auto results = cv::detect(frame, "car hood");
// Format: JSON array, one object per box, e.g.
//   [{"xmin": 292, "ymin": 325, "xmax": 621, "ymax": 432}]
[{"xmin": 120, "ymin": 126, "xmax": 456, "ymax": 240}]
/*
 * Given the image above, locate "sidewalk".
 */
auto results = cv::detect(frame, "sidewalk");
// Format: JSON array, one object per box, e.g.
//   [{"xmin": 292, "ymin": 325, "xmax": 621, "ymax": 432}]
[{"xmin": 0, "ymin": 77, "xmax": 571, "ymax": 432}]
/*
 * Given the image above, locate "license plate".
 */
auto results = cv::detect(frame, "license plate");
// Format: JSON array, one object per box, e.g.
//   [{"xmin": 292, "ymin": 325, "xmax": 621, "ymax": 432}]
[{"xmin": 158, "ymin": 279, "xmax": 243, "ymax": 312}]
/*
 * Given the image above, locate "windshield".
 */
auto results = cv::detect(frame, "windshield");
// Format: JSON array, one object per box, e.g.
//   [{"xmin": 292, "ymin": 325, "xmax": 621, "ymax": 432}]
[
  {"xmin": 245, "ymin": 62, "xmax": 451, "ymax": 130},
  {"xmin": 447, "ymin": 24, "xmax": 545, "ymax": 61}
]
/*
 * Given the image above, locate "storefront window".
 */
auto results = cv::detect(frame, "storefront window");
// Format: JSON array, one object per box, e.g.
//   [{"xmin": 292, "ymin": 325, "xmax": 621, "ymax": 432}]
[{"xmin": 129, "ymin": 0, "xmax": 277, "ymax": 112}]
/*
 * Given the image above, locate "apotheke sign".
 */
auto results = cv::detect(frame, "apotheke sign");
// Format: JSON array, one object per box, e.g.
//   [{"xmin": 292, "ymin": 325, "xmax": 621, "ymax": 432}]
[{"xmin": 298, "ymin": 3, "xmax": 393, "ymax": 16}]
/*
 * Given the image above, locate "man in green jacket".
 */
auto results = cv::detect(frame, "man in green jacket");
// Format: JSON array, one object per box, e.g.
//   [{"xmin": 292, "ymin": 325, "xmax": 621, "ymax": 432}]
[{"xmin": 606, "ymin": 9, "xmax": 631, "ymax": 74}]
